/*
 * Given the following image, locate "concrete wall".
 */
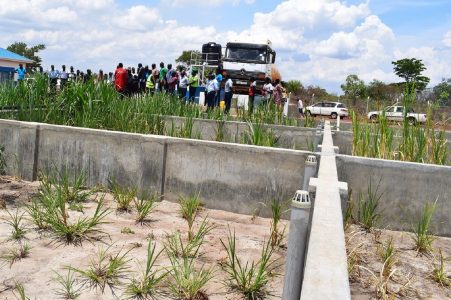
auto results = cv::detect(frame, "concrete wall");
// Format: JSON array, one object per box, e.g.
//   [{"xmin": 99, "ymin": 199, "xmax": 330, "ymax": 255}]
[
  {"xmin": 336, "ymin": 155, "xmax": 451, "ymax": 236},
  {"xmin": 0, "ymin": 119, "xmax": 311, "ymax": 216},
  {"xmin": 163, "ymin": 115, "xmax": 317, "ymax": 150}
]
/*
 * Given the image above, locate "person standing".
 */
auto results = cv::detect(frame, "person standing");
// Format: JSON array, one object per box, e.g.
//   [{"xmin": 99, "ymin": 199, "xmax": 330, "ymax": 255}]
[
  {"xmin": 205, "ymin": 73, "xmax": 218, "ymax": 110},
  {"xmin": 178, "ymin": 70, "xmax": 189, "ymax": 100},
  {"xmin": 224, "ymin": 74, "xmax": 233, "ymax": 114},
  {"xmin": 137, "ymin": 63, "xmax": 146, "ymax": 93},
  {"xmin": 188, "ymin": 69, "xmax": 199, "ymax": 103},
  {"xmin": 215, "ymin": 71, "xmax": 223, "ymax": 107},
  {"xmin": 248, "ymin": 77, "xmax": 256, "ymax": 114},
  {"xmin": 262, "ymin": 77, "xmax": 274, "ymax": 102},
  {"xmin": 15, "ymin": 64, "xmax": 27, "ymax": 82},
  {"xmin": 48, "ymin": 65, "xmax": 60, "ymax": 91},
  {"xmin": 167, "ymin": 71, "xmax": 179, "ymax": 95},
  {"xmin": 60, "ymin": 65, "xmax": 68, "ymax": 89},
  {"xmin": 68, "ymin": 66, "xmax": 76, "ymax": 82},
  {"xmin": 273, "ymin": 79, "xmax": 283, "ymax": 107},
  {"xmin": 158, "ymin": 62, "xmax": 167, "ymax": 92},
  {"xmin": 297, "ymin": 97, "xmax": 304, "ymax": 117},
  {"xmin": 165, "ymin": 64, "xmax": 174, "ymax": 92},
  {"xmin": 114, "ymin": 63, "xmax": 128, "ymax": 97},
  {"xmin": 151, "ymin": 64, "xmax": 159, "ymax": 92}
]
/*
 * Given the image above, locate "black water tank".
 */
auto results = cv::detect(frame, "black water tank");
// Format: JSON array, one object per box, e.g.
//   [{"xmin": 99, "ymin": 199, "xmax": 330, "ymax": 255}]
[{"xmin": 202, "ymin": 42, "xmax": 222, "ymax": 65}]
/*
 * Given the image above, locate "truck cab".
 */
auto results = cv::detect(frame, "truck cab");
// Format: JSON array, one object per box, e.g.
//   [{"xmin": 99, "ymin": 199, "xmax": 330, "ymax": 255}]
[{"xmin": 222, "ymin": 41, "xmax": 276, "ymax": 94}]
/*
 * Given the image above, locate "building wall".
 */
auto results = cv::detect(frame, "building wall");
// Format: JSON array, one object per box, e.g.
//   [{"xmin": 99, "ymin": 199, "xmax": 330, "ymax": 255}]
[{"xmin": 0, "ymin": 59, "xmax": 26, "ymax": 81}]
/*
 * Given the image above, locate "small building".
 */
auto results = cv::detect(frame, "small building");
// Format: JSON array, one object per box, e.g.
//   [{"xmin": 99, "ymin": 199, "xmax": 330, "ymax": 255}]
[{"xmin": 0, "ymin": 47, "xmax": 34, "ymax": 82}]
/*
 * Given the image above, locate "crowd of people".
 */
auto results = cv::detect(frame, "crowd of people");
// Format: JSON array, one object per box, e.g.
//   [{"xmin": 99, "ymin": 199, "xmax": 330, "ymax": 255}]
[{"xmin": 14, "ymin": 62, "xmax": 303, "ymax": 116}]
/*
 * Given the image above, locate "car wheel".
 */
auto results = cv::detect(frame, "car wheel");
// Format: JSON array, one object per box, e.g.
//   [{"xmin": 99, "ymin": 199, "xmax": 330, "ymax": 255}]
[
  {"xmin": 370, "ymin": 114, "xmax": 378, "ymax": 122},
  {"xmin": 407, "ymin": 117, "xmax": 416, "ymax": 126},
  {"xmin": 331, "ymin": 112, "xmax": 338, "ymax": 119}
]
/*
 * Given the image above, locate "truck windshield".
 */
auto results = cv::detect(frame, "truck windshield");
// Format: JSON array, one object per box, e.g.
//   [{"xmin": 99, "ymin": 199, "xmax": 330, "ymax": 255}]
[{"xmin": 225, "ymin": 47, "xmax": 268, "ymax": 63}]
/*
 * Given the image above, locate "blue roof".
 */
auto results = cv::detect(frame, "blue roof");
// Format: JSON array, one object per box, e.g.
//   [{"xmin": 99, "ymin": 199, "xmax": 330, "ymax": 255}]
[{"xmin": 0, "ymin": 47, "xmax": 34, "ymax": 63}]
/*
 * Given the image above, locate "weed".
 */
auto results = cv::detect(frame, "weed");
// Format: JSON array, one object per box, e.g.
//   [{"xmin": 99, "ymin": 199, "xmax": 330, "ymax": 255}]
[
  {"xmin": 71, "ymin": 245, "xmax": 132, "ymax": 294},
  {"xmin": 413, "ymin": 200, "xmax": 436, "ymax": 253},
  {"xmin": 359, "ymin": 263, "xmax": 397, "ymax": 300},
  {"xmin": 431, "ymin": 249, "xmax": 450, "ymax": 287},
  {"xmin": 269, "ymin": 199, "xmax": 287, "ymax": 248},
  {"xmin": 53, "ymin": 269, "xmax": 82, "ymax": 299},
  {"xmin": 220, "ymin": 228, "xmax": 279, "ymax": 299},
  {"xmin": 165, "ymin": 217, "xmax": 215, "ymax": 259},
  {"xmin": 112, "ymin": 183, "xmax": 137, "ymax": 212},
  {"xmin": 26, "ymin": 200, "xmax": 50, "ymax": 230},
  {"xmin": 167, "ymin": 254, "xmax": 214, "ymax": 300},
  {"xmin": 124, "ymin": 239, "xmax": 169, "ymax": 299},
  {"xmin": 13, "ymin": 282, "xmax": 30, "ymax": 300},
  {"xmin": 357, "ymin": 179, "xmax": 383, "ymax": 230},
  {"xmin": 1, "ymin": 242, "xmax": 31, "ymax": 268},
  {"xmin": 344, "ymin": 189, "xmax": 354, "ymax": 230},
  {"xmin": 215, "ymin": 119, "xmax": 226, "ymax": 142},
  {"xmin": 5, "ymin": 209, "xmax": 27, "ymax": 240},
  {"xmin": 378, "ymin": 238, "xmax": 396, "ymax": 277},
  {"xmin": 134, "ymin": 193, "xmax": 157, "ymax": 224},
  {"xmin": 179, "ymin": 193, "xmax": 202, "ymax": 241},
  {"xmin": 121, "ymin": 227, "xmax": 135, "ymax": 234}
]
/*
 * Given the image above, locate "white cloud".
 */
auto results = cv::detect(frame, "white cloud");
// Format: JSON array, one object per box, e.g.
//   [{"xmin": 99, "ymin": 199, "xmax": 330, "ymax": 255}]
[
  {"xmin": 165, "ymin": 0, "xmax": 254, "ymax": 6},
  {"xmin": 443, "ymin": 30, "xmax": 451, "ymax": 47},
  {"xmin": 114, "ymin": 5, "xmax": 161, "ymax": 31}
]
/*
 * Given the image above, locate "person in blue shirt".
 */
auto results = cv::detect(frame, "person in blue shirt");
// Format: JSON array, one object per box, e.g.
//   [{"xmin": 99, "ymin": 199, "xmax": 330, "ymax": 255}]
[
  {"xmin": 15, "ymin": 64, "xmax": 27, "ymax": 82},
  {"xmin": 215, "ymin": 70, "xmax": 223, "ymax": 107},
  {"xmin": 206, "ymin": 73, "xmax": 219, "ymax": 110},
  {"xmin": 48, "ymin": 65, "xmax": 60, "ymax": 92}
]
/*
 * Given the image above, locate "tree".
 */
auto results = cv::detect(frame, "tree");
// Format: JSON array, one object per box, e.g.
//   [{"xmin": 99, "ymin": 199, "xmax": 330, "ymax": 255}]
[
  {"xmin": 7, "ymin": 42, "xmax": 46, "ymax": 70},
  {"xmin": 285, "ymin": 80, "xmax": 303, "ymax": 95},
  {"xmin": 392, "ymin": 58, "xmax": 430, "ymax": 92},
  {"xmin": 433, "ymin": 78, "xmax": 451, "ymax": 105},
  {"xmin": 175, "ymin": 50, "xmax": 200, "ymax": 66},
  {"xmin": 367, "ymin": 79, "xmax": 402, "ymax": 102},
  {"xmin": 340, "ymin": 74, "xmax": 366, "ymax": 105}
]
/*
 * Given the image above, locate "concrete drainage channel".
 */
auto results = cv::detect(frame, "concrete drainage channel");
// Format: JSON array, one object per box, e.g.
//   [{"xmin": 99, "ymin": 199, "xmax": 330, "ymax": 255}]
[{"xmin": 1, "ymin": 119, "xmax": 450, "ymax": 299}]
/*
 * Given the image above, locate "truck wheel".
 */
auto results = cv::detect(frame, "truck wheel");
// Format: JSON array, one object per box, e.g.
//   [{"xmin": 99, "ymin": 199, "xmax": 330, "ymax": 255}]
[
  {"xmin": 407, "ymin": 117, "xmax": 416, "ymax": 126},
  {"xmin": 370, "ymin": 114, "xmax": 378, "ymax": 122},
  {"xmin": 331, "ymin": 112, "xmax": 338, "ymax": 119}
]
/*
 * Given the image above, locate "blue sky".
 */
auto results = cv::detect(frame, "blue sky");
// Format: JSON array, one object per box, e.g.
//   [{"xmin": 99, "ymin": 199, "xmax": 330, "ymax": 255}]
[{"xmin": 1, "ymin": 0, "xmax": 450, "ymax": 93}]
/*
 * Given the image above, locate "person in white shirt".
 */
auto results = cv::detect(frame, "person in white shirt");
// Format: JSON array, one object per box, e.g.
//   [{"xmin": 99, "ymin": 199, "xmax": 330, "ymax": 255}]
[
  {"xmin": 297, "ymin": 97, "xmax": 304, "ymax": 117},
  {"xmin": 178, "ymin": 70, "xmax": 189, "ymax": 100},
  {"xmin": 263, "ymin": 77, "xmax": 274, "ymax": 102},
  {"xmin": 206, "ymin": 73, "xmax": 219, "ymax": 109},
  {"xmin": 224, "ymin": 74, "xmax": 233, "ymax": 114}
]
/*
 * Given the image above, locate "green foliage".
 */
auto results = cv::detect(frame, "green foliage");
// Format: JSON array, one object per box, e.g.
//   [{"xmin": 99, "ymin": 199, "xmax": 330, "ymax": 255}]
[
  {"xmin": 71, "ymin": 246, "xmax": 132, "ymax": 294},
  {"xmin": 111, "ymin": 183, "xmax": 137, "ymax": 212},
  {"xmin": 269, "ymin": 199, "xmax": 287, "ymax": 247},
  {"xmin": 179, "ymin": 193, "xmax": 202, "ymax": 241},
  {"xmin": 124, "ymin": 239, "xmax": 168, "ymax": 299},
  {"xmin": 285, "ymin": 80, "xmax": 303, "ymax": 95},
  {"xmin": 357, "ymin": 179, "xmax": 383, "ymax": 230},
  {"xmin": 53, "ymin": 269, "xmax": 82, "ymax": 299},
  {"xmin": 242, "ymin": 122, "xmax": 279, "ymax": 147},
  {"xmin": 7, "ymin": 41, "xmax": 46, "ymax": 70},
  {"xmin": 341, "ymin": 74, "xmax": 366, "ymax": 105},
  {"xmin": 431, "ymin": 249, "xmax": 450, "ymax": 287},
  {"xmin": 175, "ymin": 50, "xmax": 201, "ymax": 66},
  {"xmin": 220, "ymin": 228, "xmax": 279, "ymax": 299},
  {"xmin": 134, "ymin": 193, "xmax": 157, "ymax": 224},
  {"xmin": 1, "ymin": 242, "xmax": 31, "ymax": 268},
  {"xmin": 167, "ymin": 254, "xmax": 214, "ymax": 300},
  {"xmin": 378, "ymin": 238, "xmax": 396, "ymax": 277},
  {"xmin": 13, "ymin": 282, "xmax": 30, "ymax": 300},
  {"xmin": 4, "ymin": 209, "xmax": 27, "ymax": 240},
  {"xmin": 413, "ymin": 201, "xmax": 436, "ymax": 253},
  {"xmin": 392, "ymin": 58, "xmax": 430, "ymax": 91}
]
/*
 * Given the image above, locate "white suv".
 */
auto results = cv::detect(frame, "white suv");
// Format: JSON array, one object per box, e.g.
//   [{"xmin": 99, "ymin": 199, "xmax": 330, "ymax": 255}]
[{"xmin": 305, "ymin": 102, "xmax": 349, "ymax": 119}]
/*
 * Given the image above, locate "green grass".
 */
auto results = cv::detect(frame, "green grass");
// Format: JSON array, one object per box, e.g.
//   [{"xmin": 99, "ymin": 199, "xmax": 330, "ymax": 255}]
[
  {"xmin": 53, "ymin": 269, "xmax": 82, "ymax": 299},
  {"xmin": 111, "ymin": 183, "xmax": 137, "ymax": 213},
  {"xmin": 357, "ymin": 179, "xmax": 383, "ymax": 231},
  {"xmin": 134, "ymin": 193, "xmax": 157, "ymax": 224},
  {"xmin": 269, "ymin": 199, "xmax": 287, "ymax": 248},
  {"xmin": 166, "ymin": 254, "xmax": 215, "ymax": 300},
  {"xmin": 431, "ymin": 249, "xmax": 450, "ymax": 287},
  {"xmin": 70, "ymin": 245, "xmax": 132, "ymax": 294},
  {"xmin": 1, "ymin": 242, "xmax": 31, "ymax": 268},
  {"xmin": 179, "ymin": 193, "xmax": 202, "ymax": 241},
  {"xmin": 220, "ymin": 228, "xmax": 279, "ymax": 299},
  {"xmin": 124, "ymin": 239, "xmax": 168, "ymax": 299},
  {"xmin": 413, "ymin": 201, "xmax": 436, "ymax": 253},
  {"xmin": 4, "ymin": 209, "xmax": 27, "ymax": 240},
  {"xmin": 13, "ymin": 282, "xmax": 30, "ymax": 300},
  {"xmin": 378, "ymin": 238, "xmax": 396, "ymax": 277}
]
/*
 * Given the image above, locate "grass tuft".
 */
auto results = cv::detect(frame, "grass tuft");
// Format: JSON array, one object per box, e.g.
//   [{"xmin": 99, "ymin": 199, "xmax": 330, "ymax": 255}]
[
  {"xmin": 134, "ymin": 193, "xmax": 157, "ymax": 224},
  {"xmin": 112, "ymin": 183, "xmax": 137, "ymax": 213},
  {"xmin": 431, "ymin": 249, "xmax": 450, "ymax": 287},
  {"xmin": 220, "ymin": 228, "xmax": 279, "ymax": 299},
  {"xmin": 357, "ymin": 179, "xmax": 383, "ymax": 231},
  {"xmin": 413, "ymin": 200, "xmax": 436, "ymax": 253},
  {"xmin": 1, "ymin": 242, "xmax": 31, "ymax": 268},
  {"xmin": 4, "ymin": 209, "xmax": 27, "ymax": 240},
  {"xmin": 378, "ymin": 238, "xmax": 397, "ymax": 277},
  {"xmin": 53, "ymin": 269, "xmax": 82, "ymax": 299},
  {"xmin": 179, "ymin": 193, "xmax": 202, "ymax": 241}
]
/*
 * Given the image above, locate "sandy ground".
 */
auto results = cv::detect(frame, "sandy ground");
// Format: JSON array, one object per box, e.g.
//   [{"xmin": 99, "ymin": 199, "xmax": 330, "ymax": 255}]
[
  {"xmin": 346, "ymin": 224, "xmax": 451, "ymax": 299},
  {"xmin": 0, "ymin": 176, "xmax": 287, "ymax": 300}
]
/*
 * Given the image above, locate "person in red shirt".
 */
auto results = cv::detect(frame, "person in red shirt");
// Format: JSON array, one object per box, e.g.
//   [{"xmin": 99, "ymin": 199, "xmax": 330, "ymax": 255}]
[{"xmin": 114, "ymin": 63, "xmax": 128, "ymax": 96}]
